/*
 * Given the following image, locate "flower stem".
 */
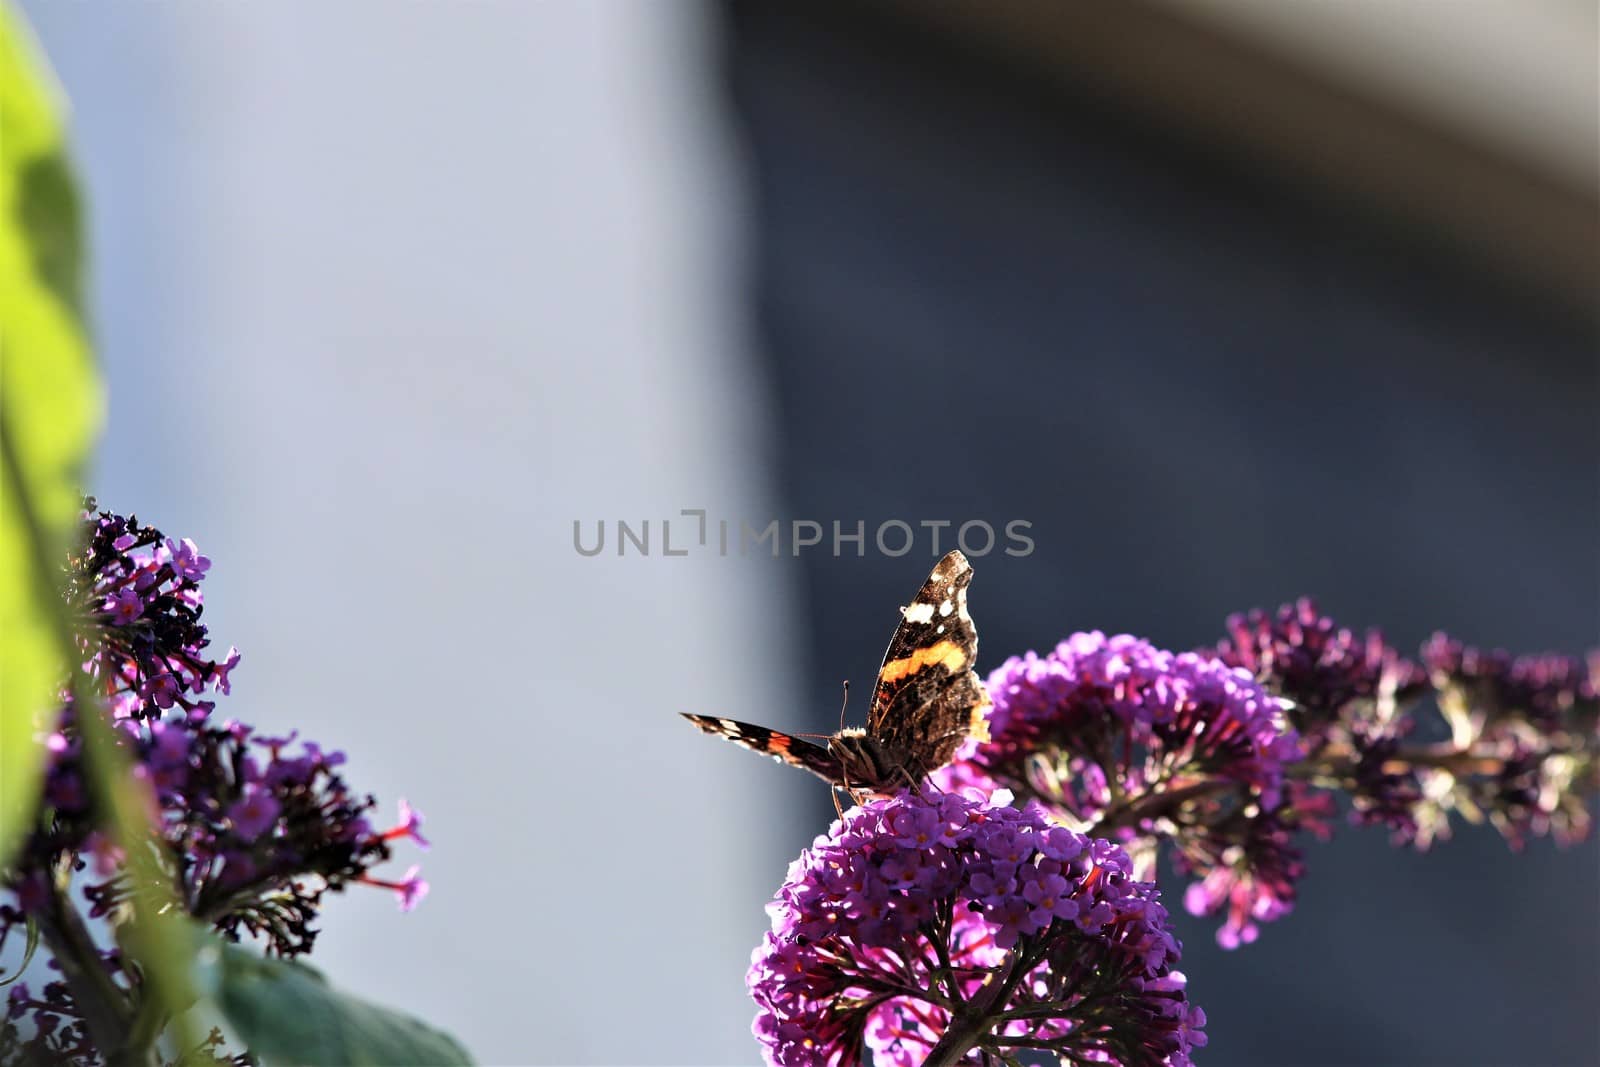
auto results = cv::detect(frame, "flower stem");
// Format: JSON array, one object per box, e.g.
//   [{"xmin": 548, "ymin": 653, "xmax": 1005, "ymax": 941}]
[
  {"xmin": 1092, "ymin": 778, "xmax": 1223, "ymax": 835},
  {"xmin": 923, "ymin": 1007, "xmax": 993, "ymax": 1067},
  {"xmin": 1297, "ymin": 741, "xmax": 1521, "ymax": 781},
  {"xmin": 923, "ymin": 941, "xmax": 1042, "ymax": 1066},
  {"xmin": 37, "ymin": 872, "xmax": 135, "ymax": 1061}
]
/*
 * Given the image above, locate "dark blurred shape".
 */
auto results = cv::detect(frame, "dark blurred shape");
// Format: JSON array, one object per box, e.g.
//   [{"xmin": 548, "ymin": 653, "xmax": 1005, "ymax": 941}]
[{"xmin": 716, "ymin": 1, "xmax": 1598, "ymax": 1063}]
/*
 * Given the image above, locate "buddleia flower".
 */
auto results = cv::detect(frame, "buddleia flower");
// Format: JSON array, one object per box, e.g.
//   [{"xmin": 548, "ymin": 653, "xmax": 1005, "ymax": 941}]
[
  {"xmin": 747, "ymin": 790, "xmax": 1205, "ymax": 1066},
  {"xmin": 934, "ymin": 632, "xmax": 1305, "ymax": 947}
]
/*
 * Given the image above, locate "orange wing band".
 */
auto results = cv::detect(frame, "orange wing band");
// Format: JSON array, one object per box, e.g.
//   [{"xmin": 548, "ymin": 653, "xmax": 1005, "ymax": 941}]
[{"xmin": 878, "ymin": 640, "xmax": 968, "ymax": 684}]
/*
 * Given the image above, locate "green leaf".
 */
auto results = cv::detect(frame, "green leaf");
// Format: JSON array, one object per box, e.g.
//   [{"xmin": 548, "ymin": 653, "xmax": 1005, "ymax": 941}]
[
  {"xmin": 195, "ymin": 935, "xmax": 474, "ymax": 1066},
  {"xmin": 0, "ymin": 3, "xmax": 106, "ymax": 869},
  {"xmin": 0, "ymin": 914, "xmax": 39, "ymax": 985},
  {"xmin": 0, "ymin": 15, "xmax": 201, "ymax": 1059}
]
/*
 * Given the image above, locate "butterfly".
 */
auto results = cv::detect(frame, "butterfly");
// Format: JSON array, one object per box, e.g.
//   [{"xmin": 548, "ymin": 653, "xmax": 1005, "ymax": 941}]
[{"xmin": 680, "ymin": 550, "xmax": 990, "ymax": 803}]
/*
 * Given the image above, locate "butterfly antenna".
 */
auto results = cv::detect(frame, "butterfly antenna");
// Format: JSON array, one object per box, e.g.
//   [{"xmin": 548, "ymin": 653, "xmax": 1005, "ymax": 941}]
[{"xmin": 838, "ymin": 679, "xmax": 850, "ymax": 732}]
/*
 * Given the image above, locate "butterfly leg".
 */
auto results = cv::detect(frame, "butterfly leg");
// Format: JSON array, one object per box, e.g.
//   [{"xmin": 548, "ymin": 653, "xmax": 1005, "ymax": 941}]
[{"xmin": 896, "ymin": 765, "xmax": 932, "ymax": 797}]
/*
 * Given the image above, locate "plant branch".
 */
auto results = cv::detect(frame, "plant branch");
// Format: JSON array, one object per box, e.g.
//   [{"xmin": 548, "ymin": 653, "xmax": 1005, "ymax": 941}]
[
  {"xmin": 36, "ymin": 870, "xmax": 132, "ymax": 1059},
  {"xmin": 923, "ymin": 941, "xmax": 1042, "ymax": 1067}
]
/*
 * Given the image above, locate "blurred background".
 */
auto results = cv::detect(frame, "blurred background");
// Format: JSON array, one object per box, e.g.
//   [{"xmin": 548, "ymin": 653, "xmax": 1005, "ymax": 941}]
[{"xmin": 16, "ymin": 0, "xmax": 1597, "ymax": 1063}]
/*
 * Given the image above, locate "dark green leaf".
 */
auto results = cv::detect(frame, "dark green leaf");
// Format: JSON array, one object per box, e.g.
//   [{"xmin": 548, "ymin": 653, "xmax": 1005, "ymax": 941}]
[{"xmin": 195, "ymin": 934, "xmax": 473, "ymax": 1066}]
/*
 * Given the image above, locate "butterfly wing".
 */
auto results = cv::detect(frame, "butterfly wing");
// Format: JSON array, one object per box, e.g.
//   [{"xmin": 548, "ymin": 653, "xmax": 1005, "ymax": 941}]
[
  {"xmin": 865, "ymin": 550, "xmax": 991, "ymax": 773},
  {"xmin": 679, "ymin": 713, "xmax": 843, "ymax": 785}
]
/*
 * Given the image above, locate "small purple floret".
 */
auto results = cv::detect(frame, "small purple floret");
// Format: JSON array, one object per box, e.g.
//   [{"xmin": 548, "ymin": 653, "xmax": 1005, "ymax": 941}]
[
  {"xmin": 102, "ymin": 588, "xmax": 142, "ymax": 625},
  {"xmin": 163, "ymin": 536, "xmax": 211, "ymax": 581},
  {"xmin": 227, "ymin": 786, "xmax": 282, "ymax": 839}
]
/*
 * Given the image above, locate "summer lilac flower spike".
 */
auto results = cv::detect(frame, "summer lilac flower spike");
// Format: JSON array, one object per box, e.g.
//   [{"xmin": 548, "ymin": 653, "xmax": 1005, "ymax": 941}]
[
  {"xmin": 933, "ymin": 632, "xmax": 1304, "ymax": 947},
  {"xmin": 2, "ymin": 505, "xmax": 435, "ymax": 1063},
  {"xmin": 1208, "ymin": 600, "xmax": 1599, "ymax": 853},
  {"xmin": 940, "ymin": 632, "xmax": 1300, "ymax": 818},
  {"xmin": 1213, "ymin": 599, "xmax": 1429, "ymax": 837},
  {"xmin": 69, "ymin": 506, "xmax": 241, "ymax": 722},
  {"xmin": 1417, "ymin": 635, "xmax": 1599, "ymax": 848},
  {"xmin": 748, "ymin": 791, "xmax": 1205, "ymax": 1067},
  {"xmin": 1216, "ymin": 599, "xmax": 1428, "ymax": 724}
]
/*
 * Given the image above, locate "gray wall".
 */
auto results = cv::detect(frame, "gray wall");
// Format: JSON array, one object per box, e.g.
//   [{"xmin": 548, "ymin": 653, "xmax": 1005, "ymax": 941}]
[{"xmin": 22, "ymin": 2, "xmax": 795, "ymax": 1062}]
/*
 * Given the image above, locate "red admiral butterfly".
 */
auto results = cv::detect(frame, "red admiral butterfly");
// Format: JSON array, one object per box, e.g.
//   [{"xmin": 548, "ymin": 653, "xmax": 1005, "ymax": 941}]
[{"xmin": 681, "ymin": 550, "xmax": 990, "ymax": 801}]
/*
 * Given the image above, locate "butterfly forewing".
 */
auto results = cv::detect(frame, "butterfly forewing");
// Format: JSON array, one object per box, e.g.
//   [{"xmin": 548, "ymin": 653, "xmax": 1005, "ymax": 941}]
[
  {"xmin": 678, "ymin": 714, "xmax": 843, "ymax": 783},
  {"xmin": 866, "ymin": 550, "xmax": 990, "ymax": 768}
]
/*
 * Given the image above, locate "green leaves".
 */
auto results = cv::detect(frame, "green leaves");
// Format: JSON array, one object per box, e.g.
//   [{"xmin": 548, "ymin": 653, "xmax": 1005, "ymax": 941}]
[
  {"xmin": 0, "ymin": 3, "xmax": 105, "ymax": 869},
  {"xmin": 194, "ymin": 933, "xmax": 474, "ymax": 1066}
]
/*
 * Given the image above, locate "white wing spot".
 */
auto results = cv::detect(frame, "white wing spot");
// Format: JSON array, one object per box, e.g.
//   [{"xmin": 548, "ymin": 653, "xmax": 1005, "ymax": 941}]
[
  {"xmin": 936, "ymin": 624, "xmax": 946, "ymax": 634},
  {"xmin": 938, "ymin": 599, "xmax": 954, "ymax": 617},
  {"xmin": 903, "ymin": 602, "xmax": 936, "ymax": 624}
]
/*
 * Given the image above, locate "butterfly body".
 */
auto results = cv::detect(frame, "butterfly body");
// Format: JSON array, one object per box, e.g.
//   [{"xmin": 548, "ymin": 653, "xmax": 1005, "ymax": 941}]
[{"xmin": 680, "ymin": 550, "xmax": 990, "ymax": 798}]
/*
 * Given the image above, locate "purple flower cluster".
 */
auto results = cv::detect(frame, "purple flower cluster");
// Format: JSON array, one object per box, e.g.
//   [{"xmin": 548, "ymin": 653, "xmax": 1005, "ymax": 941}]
[
  {"xmin": 940, "ymin": 633, "xmax": 1300, "ymax": 816},
  {"xmin": 749, "ymin": 791, "xmax": 1205, "ymax": 1067},
  {"xmin": 1, "ymin": 506, "xmax": 428, "ymax": 1064},
  {"xmin": 2, "ymin": 973, "xmax": 99, "ymax": 1064},
  {"xmin": 1169, "ymin": 799, "xmax": 1309, "ymax": 950},
  {"xmin": 1216, "ymin": 599, "xmax": 1428, "ymax": 724},
  {"xmin": 68, "ymin": 508, "xmax": 240, "ymax": 723},
  {"xmin": 1421, "ymin": 635, "xmax": 1598, "ymax": 738},
  {"xmin": 1416, "ymin": 635, "xmax": 1599, "ymax": 849},
  {"xmin": 1212, "ymin": 601, "xmax": 1599, "ymax": 851},
  {"xmin": 1213, "ymin": 600, "xmax": 1428, "ymax": 836},
  {"xmin": 2, "ymin": 982, "xmax": 248, "ymax": 1067},
  {"xmin": 932, "ymin": 632, "xmax": 1304, "ymax": 947},
  {"xmin": 70, "ymin": 720, "xmax": 429, "ymax": 954}
]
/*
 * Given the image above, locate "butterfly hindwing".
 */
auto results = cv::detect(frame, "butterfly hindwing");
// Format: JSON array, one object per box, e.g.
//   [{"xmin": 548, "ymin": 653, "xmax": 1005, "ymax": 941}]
[
  {"xmin": 678, "ymin": 714, "xmax": 842, "ymax": 784},
  {"xmin": 867, "ymin": 550, "xmax": 990, "ymax": 771},
  {"xmin": 680, "ymin": 551, "xmax": 989, "ymax": 792}
]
